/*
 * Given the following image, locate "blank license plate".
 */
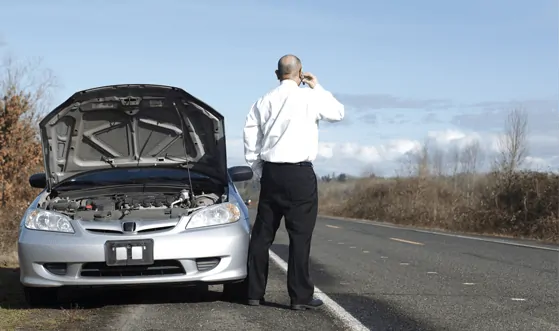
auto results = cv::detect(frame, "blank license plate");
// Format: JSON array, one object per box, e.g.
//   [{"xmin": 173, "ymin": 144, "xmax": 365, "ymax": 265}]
[{"xmin": 104, "ymin": 239, "xmax": 154, "ymax": 266}]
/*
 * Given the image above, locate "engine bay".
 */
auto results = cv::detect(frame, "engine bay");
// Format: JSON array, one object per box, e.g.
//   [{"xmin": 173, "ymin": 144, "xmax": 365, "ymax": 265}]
[{"xmin": 42, "ymin": 189, "xmax": 222, "ymax": 221}]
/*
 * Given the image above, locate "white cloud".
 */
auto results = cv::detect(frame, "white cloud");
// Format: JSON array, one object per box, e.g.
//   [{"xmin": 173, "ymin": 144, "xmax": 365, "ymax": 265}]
[
  {"xmin": 335, "ymin": 93, "xmax": 452, "ymax": 110},
  {"xmin": 316, "ymin": 138, "xmax": 421, "ymax": 165},
  {"xmin": 317, "ymin": 143, "xmax": 334, "ymax": 159},
  {"xmin": 427, "ymin": 129, "xmax": 480, "ymax": 147},
  {"xmin": 523, "ymin": 156, "xmax": 550, "ymax": 170},
  {"xmin": 313, "ymin": 129, "xmax": 556, "ymax": 175},
  {"xmin": 227, "ymin": 138, "xmax": 243, "ymax": 149},
  {"xmin": 226, "ymin": 138, "xmax": 245, "ymax": 166},
  {"xmin": 226, "ymin": 129, "xmax": 558, "ymax": 176}
]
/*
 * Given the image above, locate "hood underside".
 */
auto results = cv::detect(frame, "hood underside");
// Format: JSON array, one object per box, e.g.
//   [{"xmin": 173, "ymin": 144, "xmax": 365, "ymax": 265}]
[{"xmin": 40, "ymin": 84, "xmax": 228, "ymax": 189}]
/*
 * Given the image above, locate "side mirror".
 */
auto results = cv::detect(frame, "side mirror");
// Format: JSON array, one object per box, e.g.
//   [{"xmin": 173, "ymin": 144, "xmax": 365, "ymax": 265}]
[
  {"xmin": 29, "ymin": 173, "xmax": 47, "ymax": 189},
  {"xmin": 228, "ymin": 166, "xmax": 253, "ymax": 182}
]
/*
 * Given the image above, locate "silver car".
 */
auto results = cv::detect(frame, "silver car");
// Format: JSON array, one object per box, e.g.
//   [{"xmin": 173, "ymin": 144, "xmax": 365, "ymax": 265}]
[{"xmin": 18, "ymin": 84, "xmax": 254, "ymax": 306}]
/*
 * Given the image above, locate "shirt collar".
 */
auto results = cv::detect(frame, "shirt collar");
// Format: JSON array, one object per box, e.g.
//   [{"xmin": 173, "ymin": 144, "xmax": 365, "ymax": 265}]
[{"xmin": 280, "ymin": 79, "xmax": 299, "ymax": 87}]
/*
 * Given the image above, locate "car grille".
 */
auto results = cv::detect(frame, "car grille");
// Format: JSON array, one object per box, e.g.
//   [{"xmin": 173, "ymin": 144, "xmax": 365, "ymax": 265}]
[
  {"xmin": 195, "ymin": 257, "xmax": 221, "ymax": 272},
  {"xmin": 86, "ymin": 226, "xmax": 175, "ymax": 235},
  {"xmin": 81, "ymin": 260, "xmax": 185, "ymax": 277}
]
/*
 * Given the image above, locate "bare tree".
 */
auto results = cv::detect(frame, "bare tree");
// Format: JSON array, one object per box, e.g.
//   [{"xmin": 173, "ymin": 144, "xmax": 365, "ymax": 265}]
[
  {"xmin": 413, "ymin": 139, "xmax": 431, "ymax": 178},
  {"xmin": 360, "ymin": 164, "xmax": 377, "ymax": 178},
  {"xmin": 430, "ymin": 145, "xmax": 445, "ymax": 177},
  {"xmin": 396, "ymin": 152, "xmax": 415, "ymax": 177},
  {"xmin": 494, "ymin": 108, "xmax": 529, "ymax": 174},
  {"xmin": 0, "ymin": 55, "xmax": 56, "ymax": 117},
  {"xmin": 0, "ymin": 53, "xmax": 57, "ymax": 207},
  {"xmin": 460, "ymin": 140, "xmax": 484, "ymax": 174},
  {"xmin": 447, "ymin": 145, "xmax": 461, "ymax": 176}
]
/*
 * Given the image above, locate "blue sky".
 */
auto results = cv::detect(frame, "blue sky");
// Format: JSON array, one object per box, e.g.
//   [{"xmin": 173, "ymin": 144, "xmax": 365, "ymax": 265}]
[{"xmin": 1, "ymin": 0, "xmax": 558, "ymax": 176}]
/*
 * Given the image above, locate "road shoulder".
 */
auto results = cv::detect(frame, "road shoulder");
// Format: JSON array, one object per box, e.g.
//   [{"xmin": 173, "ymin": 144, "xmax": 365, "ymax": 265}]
[
  {"xmin": 319, "ymin": 213, "xmax": 559, "ymax": 251},
  {"xmin": 0, "ymin": 260, "xmax": 92, "ymax": 331}
]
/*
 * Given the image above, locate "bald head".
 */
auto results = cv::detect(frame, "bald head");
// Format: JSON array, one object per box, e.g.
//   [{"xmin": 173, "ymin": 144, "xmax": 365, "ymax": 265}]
[{"xmin": 276, "ymin": 54, "xmax": 302, "ymax": 80}]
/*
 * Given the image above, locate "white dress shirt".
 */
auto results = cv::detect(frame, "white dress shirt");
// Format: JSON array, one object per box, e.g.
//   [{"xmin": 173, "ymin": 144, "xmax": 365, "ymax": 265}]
[{"xmin": 243, "ymin": 79, "xmax": 345, "ymax": 179}]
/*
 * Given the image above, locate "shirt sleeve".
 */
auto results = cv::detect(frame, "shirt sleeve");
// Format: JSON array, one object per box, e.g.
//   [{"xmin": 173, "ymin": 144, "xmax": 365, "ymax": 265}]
[
  {"xmin": 308, "ymin": 84, "xmax": 345, "ymax": 122},
  {"xmin": 243, "ymin": 101, "xmax": 264, "ymax": 179}
]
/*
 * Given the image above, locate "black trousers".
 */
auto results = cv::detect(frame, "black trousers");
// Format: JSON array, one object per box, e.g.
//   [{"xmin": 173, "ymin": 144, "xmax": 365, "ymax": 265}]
[{"xmin": 247, "ymin": 161, "xmax": 318, "ymax": 304}]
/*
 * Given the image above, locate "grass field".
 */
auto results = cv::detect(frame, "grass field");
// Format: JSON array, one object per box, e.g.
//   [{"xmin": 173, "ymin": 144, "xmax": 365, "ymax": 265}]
[
  {"xmin": 0, "ymin": 258, "xmax": 89, "ymax": 331},
  {"xmin": 317, "ymin": 172, "xmax": 559, "ymax": 243}
]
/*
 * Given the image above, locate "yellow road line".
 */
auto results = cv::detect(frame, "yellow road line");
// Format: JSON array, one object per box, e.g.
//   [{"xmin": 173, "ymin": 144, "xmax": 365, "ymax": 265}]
[
  {"xmin": 326, "ymin": 224, "xmax": 341, "ymax": 229},
  {"xmin": 390, "ymin": 237, "xmax": 424, "ymax": 246}
]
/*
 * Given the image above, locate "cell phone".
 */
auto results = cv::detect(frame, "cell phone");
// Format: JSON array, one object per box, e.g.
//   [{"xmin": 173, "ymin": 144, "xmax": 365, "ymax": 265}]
[{"xmin": 300, "ymin": 71, "xmax": 306, "ymax": 86}]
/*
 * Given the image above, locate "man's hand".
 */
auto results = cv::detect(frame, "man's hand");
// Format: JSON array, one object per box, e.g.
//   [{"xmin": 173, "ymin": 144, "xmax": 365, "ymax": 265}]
[{"xmin": 302, "ymin": 72, "xmax": 318, "ymax": 89}]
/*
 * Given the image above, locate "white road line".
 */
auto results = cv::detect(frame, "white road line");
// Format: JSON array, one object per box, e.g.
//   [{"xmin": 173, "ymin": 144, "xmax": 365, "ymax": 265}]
[
  {"xmin": 462, "ymin": 282, "xmax": 476, "ymax": 286},
  {"xmin": 390, "ymin": 237, "xmax": 424, "ymax": 246},
  {"xmin": 321, "ymin": 215, "xmax": 558, "ymax": 252},
  {"xmin": 399, "ymin": 262, "xmax": 410, "ymax": 266},
  {"xmin": 427, "ymin": 271, "xmax": 438, "ymax": 274},
  {"xmin": 268, "ymin": 250, "xmax": 369, "ymax": 331},
  {"xmin": 326, "ymin": 224, "xmax": 341, "ymax": 229},
  {"xmin": 511, "ymin": 298, "xmax": 527, "ymax": 301}
]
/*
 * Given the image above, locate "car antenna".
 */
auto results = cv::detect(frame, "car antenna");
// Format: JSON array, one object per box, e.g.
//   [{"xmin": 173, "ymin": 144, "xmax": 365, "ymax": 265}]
[{"xmin": 173, "ymin": 102, "xmax": 195, "ymax": 206}]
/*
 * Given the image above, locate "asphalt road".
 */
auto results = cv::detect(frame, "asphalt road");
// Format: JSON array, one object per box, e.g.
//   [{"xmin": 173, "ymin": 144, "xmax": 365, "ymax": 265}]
[{"xmin": 74, "ymin": 211, "xmax": 559, "ymax": 331}]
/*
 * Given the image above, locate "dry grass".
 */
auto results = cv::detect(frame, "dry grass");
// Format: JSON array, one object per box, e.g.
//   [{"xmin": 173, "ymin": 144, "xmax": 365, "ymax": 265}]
[
  {"xmin": 317, "ymin": 108, "xmax": 557, "ymax": 243},
  {"xmin": 0, "ymin": 205, "xmax": 25, "ymax": 261},
  {"xmin": 319, "ymin": 171, "xmax": 559, "ymax": 243},
  {"xmin": 0, "ymin": 248, "xmax": 89, "ymax": 331},
  {"xmin": 0, "ymin": 203, "xmax": 91, "ymax": 330},
  {"xmin": 0, "ymin": 54, "xmax": 91, "ymax": 330},
  {"xmin": 235, "ymin": 167, "xmax": 558, "ymax": 243}
]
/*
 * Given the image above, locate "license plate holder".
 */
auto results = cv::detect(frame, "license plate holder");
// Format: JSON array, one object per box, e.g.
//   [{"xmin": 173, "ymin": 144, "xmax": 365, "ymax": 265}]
[{"xmin": 104, "ymin": 239, "xmax": 154, "ymax": 266}]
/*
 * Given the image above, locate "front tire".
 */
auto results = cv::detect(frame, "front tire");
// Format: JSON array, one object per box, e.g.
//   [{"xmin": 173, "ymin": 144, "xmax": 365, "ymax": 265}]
[
  {"xmin": 23, "ymin": 286, "xmax": 59, "ymax": 307},
  {"xmin": 222, "ymin": 278, "xmax": 248, "ymax": 303}
]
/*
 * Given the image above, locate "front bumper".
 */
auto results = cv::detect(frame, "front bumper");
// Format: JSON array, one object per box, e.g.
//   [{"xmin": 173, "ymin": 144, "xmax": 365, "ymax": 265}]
[{"xmin": 18, "ymin": 222, "xmax": 249, "ymax": 288}]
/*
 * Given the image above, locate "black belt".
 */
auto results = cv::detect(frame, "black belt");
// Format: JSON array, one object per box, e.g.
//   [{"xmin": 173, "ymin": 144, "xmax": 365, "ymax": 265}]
[{"xmin": 264, "ymin": 161, "xmax": 313, "ymax": 167}]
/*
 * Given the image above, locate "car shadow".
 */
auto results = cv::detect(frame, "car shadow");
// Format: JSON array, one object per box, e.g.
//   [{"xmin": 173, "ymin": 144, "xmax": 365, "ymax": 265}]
[
  {"xmin": 60, "ymin": 284, "xmax": 222, "ymax": 309},
  {"xmin": 0, "ymin": 265, "xmax": 26, "ymax": 309},
  {"xmin": 0, "ymin": 265, "xmax": 251, "ymax": 311}
]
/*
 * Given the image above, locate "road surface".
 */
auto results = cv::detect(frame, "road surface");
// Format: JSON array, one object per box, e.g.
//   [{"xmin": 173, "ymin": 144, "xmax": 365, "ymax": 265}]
[{"xmin": 74, "ymin": 211, "xmax": 558, "ymax": 331}]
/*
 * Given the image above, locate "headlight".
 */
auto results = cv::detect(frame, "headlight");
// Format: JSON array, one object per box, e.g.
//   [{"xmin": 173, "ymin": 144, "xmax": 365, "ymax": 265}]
[
  {"xmin": 24, "ymin": 209, "xmax": 75, "ymax": 234},
  {"xmin": 184, "ymin": 203, "xmax": 241, "ymax": 229}
]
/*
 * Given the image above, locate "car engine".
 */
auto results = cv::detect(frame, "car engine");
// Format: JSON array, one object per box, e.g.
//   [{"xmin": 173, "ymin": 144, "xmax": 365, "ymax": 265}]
[{"xmin": 41, "ymin": 189, "xmax": 221, "ymax": 221}]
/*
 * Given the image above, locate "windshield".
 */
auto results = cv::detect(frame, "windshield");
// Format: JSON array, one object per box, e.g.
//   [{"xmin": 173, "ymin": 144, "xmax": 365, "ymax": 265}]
[{"xmin": 54, "ymin": 167, "xmax": 209, "ymax": 189}]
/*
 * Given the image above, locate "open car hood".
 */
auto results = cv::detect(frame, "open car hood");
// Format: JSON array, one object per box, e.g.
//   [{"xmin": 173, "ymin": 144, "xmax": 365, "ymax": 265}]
[{"xmin": 40, "ymin": 84, "xmax": 228, "ymax": 189}]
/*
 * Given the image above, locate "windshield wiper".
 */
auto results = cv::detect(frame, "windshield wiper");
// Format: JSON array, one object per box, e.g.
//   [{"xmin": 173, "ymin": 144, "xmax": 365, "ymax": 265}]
[
  {"xmin": 54, "ymin": 179, "xmax": 125, "ymax": 190},
  {"xmin": 127, "ymin": 176, "xmax": 194, "ymax": 184}
]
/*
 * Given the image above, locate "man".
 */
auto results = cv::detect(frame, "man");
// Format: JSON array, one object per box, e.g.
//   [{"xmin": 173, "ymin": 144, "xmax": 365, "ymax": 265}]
[{"xmin": 243, "ymin": 54, "xmax": 344, "ymax": 310}]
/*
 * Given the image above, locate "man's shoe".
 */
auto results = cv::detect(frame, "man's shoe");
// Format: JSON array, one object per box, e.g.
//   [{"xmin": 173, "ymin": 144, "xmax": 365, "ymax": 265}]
[
  {"xmin": 290, "ymin": 298, "xmax": 324, "ymax": 310},
  {"xmin": 247, "ymin": 298, "xmax": 265, "ymax": 306}
]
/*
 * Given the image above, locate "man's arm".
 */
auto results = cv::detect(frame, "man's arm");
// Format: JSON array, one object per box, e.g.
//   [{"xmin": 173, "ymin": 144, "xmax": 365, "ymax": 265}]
[
  {"xmin": 243, "ymin": 101, "xmax": 264, "ymax": 179},
  {"xmin": 308, "ymin": 84, "xmax": 345, "ymax": 122}
]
